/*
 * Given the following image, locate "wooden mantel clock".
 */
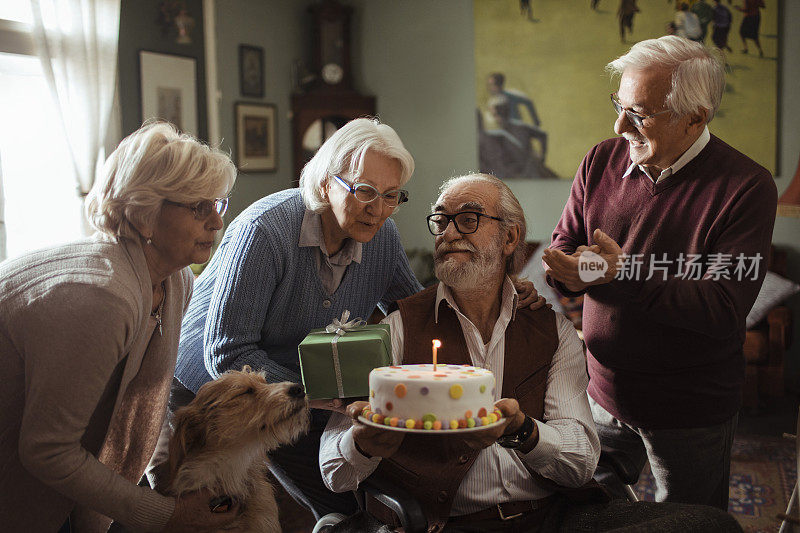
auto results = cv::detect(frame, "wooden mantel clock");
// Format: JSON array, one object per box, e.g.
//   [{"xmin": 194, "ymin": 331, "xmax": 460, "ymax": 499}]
[{"xmin": 291, "ymin": 0, "xmax": 375, "ymax": 182}]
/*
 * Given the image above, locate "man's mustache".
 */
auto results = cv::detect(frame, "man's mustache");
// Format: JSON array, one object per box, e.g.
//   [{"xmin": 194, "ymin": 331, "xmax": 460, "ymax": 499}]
[{"xmin": 434, "ymin": 243, "xmax": 477, "ymax": 260}]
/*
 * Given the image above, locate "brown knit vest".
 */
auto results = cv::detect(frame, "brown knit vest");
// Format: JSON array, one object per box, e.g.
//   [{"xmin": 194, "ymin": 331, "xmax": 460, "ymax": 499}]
[{"xmin": 369, "ymin": 285, "xmax": 559, "ymax": 532}]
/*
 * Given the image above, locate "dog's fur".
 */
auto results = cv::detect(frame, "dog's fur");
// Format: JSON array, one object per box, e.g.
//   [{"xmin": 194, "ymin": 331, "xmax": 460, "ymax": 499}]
[{"xmin": 163, "ymin": 366, "xmax": 309, "ymax": 532}]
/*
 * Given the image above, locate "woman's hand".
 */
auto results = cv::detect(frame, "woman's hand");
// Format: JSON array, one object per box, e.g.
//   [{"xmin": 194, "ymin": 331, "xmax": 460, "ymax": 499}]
[
  {"xmin": 512, "ymin": 278, "xmax": 549, "ymax": 311},
  {"xmin": 161, "ymin": 488, "xmax": 241, "ymax": 532}
]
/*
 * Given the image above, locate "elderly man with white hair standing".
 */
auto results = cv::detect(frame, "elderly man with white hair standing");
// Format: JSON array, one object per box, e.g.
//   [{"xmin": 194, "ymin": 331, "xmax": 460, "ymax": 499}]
[{"xmin": 544, "ymin": 36, "xmax": 777, "ymax": 510}]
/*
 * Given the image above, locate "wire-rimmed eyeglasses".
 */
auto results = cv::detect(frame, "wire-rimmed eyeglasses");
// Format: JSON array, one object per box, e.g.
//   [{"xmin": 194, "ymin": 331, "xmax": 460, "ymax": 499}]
[
  {"xmin": 164, "ymin": 197, "xmax": 229, "ymax": 220},
  {"xmin": 610, "ymin": 93, "xmax": 671, "ymax": 128},
  {"xmin": 332, "ymin": 175, "xmax": 409, "ymax": 207},
  {"xmin": 426, "ymin": 211, "xmax": 504, "ymax": 236}
]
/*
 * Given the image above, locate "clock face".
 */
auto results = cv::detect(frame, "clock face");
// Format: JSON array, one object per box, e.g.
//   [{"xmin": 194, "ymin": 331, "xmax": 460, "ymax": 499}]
[{"xmin": 322, "ymin": 63, "xmax": 344, "ymax": 85}]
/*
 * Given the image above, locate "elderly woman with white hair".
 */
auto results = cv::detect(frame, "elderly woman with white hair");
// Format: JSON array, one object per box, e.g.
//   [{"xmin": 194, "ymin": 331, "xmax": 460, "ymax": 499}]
[
  {"xmin": 172, "ymin": 117, "xmax": 543, "ymax": 518},
  {"xmin": 0, "ymin": 122, "xmax": 240, "ymax": 532}
]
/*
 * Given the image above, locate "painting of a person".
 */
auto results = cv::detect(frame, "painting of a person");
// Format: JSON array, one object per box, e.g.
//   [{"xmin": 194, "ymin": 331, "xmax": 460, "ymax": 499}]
[
  {"xmin": 712, "ymin": 0, "xmax": 733, "ymax": 51},
  {"xmin": 736, "ymin": 0, "xmax": 765, "ymax": 56}
]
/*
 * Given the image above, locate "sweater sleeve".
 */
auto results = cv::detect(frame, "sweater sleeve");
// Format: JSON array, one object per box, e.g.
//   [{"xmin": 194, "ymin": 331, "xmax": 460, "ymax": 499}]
[
  {"xmin": 547, "ymin": 147, "xmax": 592, "ymax": 297},
  {"xmin": 612, "ymin": 172, "xmax": 777, "ymax": 337},
  {"xmin": 18, "ymin": 284, "xmax": 175, "ymax": 530},
  {"xmin": 377, "ymin": 219, "xmax": 424, "ymax": 314},
  {"xmin": 203, "ymin": 221, "xmax": 299, "ymax": 384}
]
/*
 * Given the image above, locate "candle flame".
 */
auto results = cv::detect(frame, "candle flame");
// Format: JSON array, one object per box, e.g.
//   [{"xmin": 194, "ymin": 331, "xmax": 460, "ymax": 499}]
[{"xmin": 432, "ymin": 339, "xmax": 442, "ymax": 348}]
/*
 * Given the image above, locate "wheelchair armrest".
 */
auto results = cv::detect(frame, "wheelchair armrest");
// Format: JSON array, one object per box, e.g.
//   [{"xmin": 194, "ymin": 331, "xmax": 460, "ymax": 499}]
[
  {"xmin": 360, "ymin": 474, "xmax": 428, "ymax": 533},
  {"xmin": 598, "ymin": 448, "xmax": 640, "ymax": 486}
]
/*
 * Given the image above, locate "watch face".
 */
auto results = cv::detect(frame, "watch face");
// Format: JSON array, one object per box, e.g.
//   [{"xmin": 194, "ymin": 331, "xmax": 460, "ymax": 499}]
[{"xmin": 322, "ymin": 63, "xmax": 344, "ymax": 85}]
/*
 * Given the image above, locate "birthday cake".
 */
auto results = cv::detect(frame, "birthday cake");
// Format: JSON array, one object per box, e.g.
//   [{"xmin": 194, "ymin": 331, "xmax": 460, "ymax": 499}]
[{"xmin": 362, "ymin": 364, "xmax": 503, "ymax": 430}]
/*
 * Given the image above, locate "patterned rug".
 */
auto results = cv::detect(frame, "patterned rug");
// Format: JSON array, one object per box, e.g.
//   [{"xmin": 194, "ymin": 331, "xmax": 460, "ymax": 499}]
[{"xmin": 633, "ymin": 434, "xmax": 796, "ymax": 533}]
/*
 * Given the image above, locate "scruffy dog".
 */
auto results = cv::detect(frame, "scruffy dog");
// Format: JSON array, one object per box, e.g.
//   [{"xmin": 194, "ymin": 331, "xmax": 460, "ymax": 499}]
[{"xmin": 164, "ymin": 366, "xmax": 309, "ymax": 532}]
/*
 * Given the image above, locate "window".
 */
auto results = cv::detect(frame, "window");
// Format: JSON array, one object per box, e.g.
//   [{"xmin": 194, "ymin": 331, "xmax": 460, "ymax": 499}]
[{"xmin": 0, "ymin": 2, "xmax": 82, "ymax": 260}]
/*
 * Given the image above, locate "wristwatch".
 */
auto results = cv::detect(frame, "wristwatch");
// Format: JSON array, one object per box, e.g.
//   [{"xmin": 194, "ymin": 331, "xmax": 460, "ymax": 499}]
[{"xmin": 497, "ymin": 415, "xmax": 535, "ymax": 449}]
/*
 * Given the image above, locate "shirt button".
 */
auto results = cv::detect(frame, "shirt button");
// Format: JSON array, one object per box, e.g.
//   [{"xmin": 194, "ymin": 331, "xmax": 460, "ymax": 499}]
[
  {"xmin": 457, "ymin": 454, "xmax": 469, "ymax": 464},
  {"xmin": 322, "ymin": 299, "xmax": 331, "ymax": 308},
  {"xmin": 437, "ymin": 491, "xmax": 448, "ymax": 502}
]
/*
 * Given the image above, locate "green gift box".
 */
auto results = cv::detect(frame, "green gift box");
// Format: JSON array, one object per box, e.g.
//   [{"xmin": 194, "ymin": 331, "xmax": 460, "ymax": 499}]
[{"xmin": 299, "ymin": 322, "xmax": 391, "ymax": 400}]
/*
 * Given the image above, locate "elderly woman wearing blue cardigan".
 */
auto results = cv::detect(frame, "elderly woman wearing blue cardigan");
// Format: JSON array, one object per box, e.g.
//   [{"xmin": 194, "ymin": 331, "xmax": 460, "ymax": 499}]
[
  {"xmin": 172, "ymin": 118, "xmax": 542, "ymax": 518},
  {"xmin": 0, "ymin": 123, "xmax": 240, "ymax": 532}
]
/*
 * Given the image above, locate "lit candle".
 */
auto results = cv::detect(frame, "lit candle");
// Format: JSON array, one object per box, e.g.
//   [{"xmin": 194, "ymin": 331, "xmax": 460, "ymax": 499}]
[{"xmin": 432, "ymin": 339, "xmax": 441, "ymax": 371}]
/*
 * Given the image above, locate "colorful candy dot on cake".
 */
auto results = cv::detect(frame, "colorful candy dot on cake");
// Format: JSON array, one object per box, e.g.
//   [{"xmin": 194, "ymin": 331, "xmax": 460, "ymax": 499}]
[
  {"xmin": 422, "ymin": 413, "xmax": 437, "ymax": 423},
  {"xmin": 362, "ymin": 409, "xmax": 372, "ymax": 419},
  {"xmin": 394, "ymin": 383, "xmax": 407, "ymax": 398},
  {"xmin": 458, "ymin": 419, "xmax": 467, "ymax": 428},
  {"xmin": 390, "ymin": 366, "xmax": 401, "ymax": 369},
  {"xmin": 464, "ymin": 410, "xmax": 473, "ymax": 418},
  {"xmin": 479, "ymin": 385, "xmax": 486, "ymax": 393},
  {"xmin": 477, "ymin": 407, "xmax": 487, "ymax": 418},
  {"xmin": 467, "ymin": 418, "xmax": 476, "ymax": 428},
  {"xmin": 480, "ymin": 416, "xmax": 490, "ymax": 426},
  {"xmin": 433, "ymin": 421, "xmax": 442, "ymax": 430},
  {"xmin": 386, "ymin": 402, "xmax": 393, "ymax": 411},
  {"xmin": 450, "ymin": 384, "xmax": 463, "ymax": 399},
  {"xmin": 415, "ymin": 419, "xmax": 423, "ymax": 429},
  {"xmin": 449, "ymin": 419, "xmax": 459, "ymax": 429},
  {"xmin": 423, "ymin": 420, "xmax": 433, "ymax": 430},
  {"xmin": 389, "ymin": 417, "xmax": 398, "ymax": 427},
  {"xmin": 467, "ymin": 369, "xmax": 475, "ymax": 373},
  {"xmin": 405, "ymin": 419, "xmax": 416, "ymax": 429},
  {"xmin": 375, "ymin": 407, "xmax": 383, "ymax": 415},
  {"xmin": 397, "ymin": 418, "xmax": 405, "ymax": 427},
  {"xmin": 488, "ymin": 413, "xmax": 498, "ymax": 423},
  {"xmin": 420, "ymin": 387, "xmax": 429, "ymax": 395},
  {"xmin": 493, "ymin": 409, "xmax": 503, "ymax": 419},
  {"xmin": 384, "ymin": 417, "xmax": 392, "ymax": 426},
  {"xmin": 372, "ymin": 414, "xmax": 384, "ymax": 424},
  {"xmin": 408, "ymin": 375, "xmax": 420, "ymax": 379}
]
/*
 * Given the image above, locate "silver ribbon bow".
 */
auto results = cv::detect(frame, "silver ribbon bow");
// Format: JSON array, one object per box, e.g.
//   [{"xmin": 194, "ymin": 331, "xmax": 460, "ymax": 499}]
[{"xmin": 324, "ymin": 310, "xmax": 366, "ymax": 397}]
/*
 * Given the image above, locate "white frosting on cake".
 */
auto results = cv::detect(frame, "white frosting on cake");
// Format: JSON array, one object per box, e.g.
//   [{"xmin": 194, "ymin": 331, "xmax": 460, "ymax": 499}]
[{"xmin": 367, "ymin": 364, "xmax": 498, "ymax": 429}]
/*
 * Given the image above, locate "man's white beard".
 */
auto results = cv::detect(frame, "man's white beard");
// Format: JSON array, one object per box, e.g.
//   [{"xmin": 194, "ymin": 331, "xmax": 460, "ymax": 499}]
[{"xmin": 434, "ymin": 237, "xmax": 505, "ymax": 292}]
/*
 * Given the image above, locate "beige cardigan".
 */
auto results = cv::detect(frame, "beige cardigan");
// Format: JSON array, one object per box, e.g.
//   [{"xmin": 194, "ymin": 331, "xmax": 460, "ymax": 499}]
[{"xmin": 0, "ymin": 234, "xmax": 192, "ymax": 531}]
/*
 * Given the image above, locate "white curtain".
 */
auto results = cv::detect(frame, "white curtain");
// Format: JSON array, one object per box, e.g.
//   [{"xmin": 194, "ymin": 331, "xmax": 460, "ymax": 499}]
[{"xmin": 30, "ymin": 0, "xmax": 121, "ymax": 228}]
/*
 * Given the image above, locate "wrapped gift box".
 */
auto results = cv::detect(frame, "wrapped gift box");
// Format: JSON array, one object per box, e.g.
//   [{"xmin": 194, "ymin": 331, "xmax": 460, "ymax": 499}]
[{"xmin": 299, "ymin": 323, "xmax": 391, "ymax": 400}]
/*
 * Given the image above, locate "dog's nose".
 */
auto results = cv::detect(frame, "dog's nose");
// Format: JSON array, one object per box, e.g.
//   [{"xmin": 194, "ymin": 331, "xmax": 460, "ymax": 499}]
[{"xmin": 288, "ymin": 384, "xmax": 306, "ymax": 399}]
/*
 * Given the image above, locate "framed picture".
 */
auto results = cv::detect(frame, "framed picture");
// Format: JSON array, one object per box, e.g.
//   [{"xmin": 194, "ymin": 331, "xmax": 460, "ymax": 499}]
[
  {"xmin": 235, "ymin": 102, "xmax": 277, "ymax": 172},
  {"xmin": 239, "ymin": 45, "xmax": 264, "ymax": 98},
  {"xmin": 139, "ymin": 50, "xmax": 198, "ymax": 135},
  {"xmin": 474, "ymin": 0, "xmax": 779, "ymax": 179}
]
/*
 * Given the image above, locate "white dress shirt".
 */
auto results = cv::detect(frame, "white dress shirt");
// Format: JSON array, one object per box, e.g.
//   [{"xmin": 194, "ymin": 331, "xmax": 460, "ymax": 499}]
[{"xmin": 319, "ymin": 277, "xmax": 600, "ymax": 516}]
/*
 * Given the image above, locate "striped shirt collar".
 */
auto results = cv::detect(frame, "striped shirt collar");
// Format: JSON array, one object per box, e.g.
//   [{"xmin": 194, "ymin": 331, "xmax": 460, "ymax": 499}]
[
  {"xmin": 622, "ymin": 126, "xmax": 710, "ymax": 182},
  {"xmin": 434, "ymin": 275, "xmax": 518, "ymax": 324}
]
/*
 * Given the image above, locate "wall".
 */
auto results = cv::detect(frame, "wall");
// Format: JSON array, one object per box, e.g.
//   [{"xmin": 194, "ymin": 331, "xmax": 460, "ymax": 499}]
[
  {"xmin": 118, "ymin": 0, "xmax": 208, "ymax": 140},
  {"xmin": 212, "ymin": 0, "xmax": 308, "ymax": 218}
]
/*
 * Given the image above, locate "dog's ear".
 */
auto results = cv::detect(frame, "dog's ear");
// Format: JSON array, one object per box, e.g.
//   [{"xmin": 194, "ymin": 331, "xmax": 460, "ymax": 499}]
[{"xmin": 168, "ymin": 409, "xmax": 206, "ymax": 482}]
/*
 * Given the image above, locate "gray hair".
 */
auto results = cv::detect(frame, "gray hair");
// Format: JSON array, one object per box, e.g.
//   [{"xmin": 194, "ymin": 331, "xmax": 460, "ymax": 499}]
[
  {"xmin": 606, "ymin": 35, "xmax": 725, "ymax": 122},
  {"xmin": 299, "ymin": 117, "xmax": 415, "ymax": 212},
  {"xmin": 85, "ymin": 121, "xmax": 237, "ymax": 240},
  {"xmin": 437, "ymin": 173, "xmax": 528, "ymax": 276}
]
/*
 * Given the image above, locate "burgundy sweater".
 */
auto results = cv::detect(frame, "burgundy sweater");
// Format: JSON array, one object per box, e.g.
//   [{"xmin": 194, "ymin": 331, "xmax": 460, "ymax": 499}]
[{"xmin": 550, "ymin": 135, "xmax": 777, "ymax": 429}]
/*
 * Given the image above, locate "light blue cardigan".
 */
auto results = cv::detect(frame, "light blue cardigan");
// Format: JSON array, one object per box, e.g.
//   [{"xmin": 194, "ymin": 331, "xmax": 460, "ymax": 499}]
[{"xmin": 175, "ymin": 189, "xmax": 422, "ymax": 392}]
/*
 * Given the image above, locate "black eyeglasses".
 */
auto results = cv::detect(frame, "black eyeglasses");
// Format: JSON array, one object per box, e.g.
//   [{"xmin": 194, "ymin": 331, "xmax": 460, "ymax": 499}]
[
  {"xmin": 610, "ymin": 93, "xmax": 671, "ymax": 128},
  {"xmin": 333, "ymin": 175, "xmax": 409, "ymax": 207},
  {"xmin": 164, "ymin": 197, "xmax": 229, "ymax": 220},
  {"xmin": 426, "ymin": 211, "xmax": 504, "ymax": 236}
]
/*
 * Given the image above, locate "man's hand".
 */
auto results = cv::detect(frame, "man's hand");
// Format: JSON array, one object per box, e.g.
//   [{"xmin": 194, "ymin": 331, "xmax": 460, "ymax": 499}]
[
  {"xmin": 461, "ymin": 398, "xmax": 525, "ymax": 451},
  {"xmin": 347, "ymin": 401, "xmax": 404, "ymax": 459},
  {"xmin": 543, "ymin": 229, "xmax": 623, "ymax": 291},
  {"xmin": 513, "ymin": 278, "xmax": 550, "ymax": 311},
  {"xmin": 161, "ymin": 488, "xmax": 241, "ymax": 532}
]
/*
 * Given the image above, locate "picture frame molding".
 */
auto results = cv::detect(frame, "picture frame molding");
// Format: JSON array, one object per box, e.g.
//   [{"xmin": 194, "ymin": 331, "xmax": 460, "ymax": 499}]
[
  {"xmin": 239, "ymin": 44, "xmax": 265, "ymax": 98},
  {"xmin": 235, "ymin": 102, "xmax": 277, "ymax": 173},
  {"xmin": 138, "ymin": 49, "xmax": 199, "ymax": 136}
]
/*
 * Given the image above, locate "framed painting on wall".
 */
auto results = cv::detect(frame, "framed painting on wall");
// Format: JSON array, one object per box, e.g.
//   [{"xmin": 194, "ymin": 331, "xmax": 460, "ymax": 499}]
[
  {"xmin": 235, "ymin": 102, "xmax": 277, "ymax": 172},
  {"xmin": 474, "ymin": 0, "xmax": 779, "ymax": 180},
  {"xmin": 239, "ymin": 45, "xmax": 265, "ymax": 98},
  {"xmin": 139, "ymin": 50, "xmax": 198, "ymax": 135}
]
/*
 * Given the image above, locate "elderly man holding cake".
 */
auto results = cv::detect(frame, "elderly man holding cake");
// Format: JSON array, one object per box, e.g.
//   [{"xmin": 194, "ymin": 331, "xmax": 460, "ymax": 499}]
[{"xmin": 319, "ymin": 174, "xmax": 743, "ymax": 532}]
